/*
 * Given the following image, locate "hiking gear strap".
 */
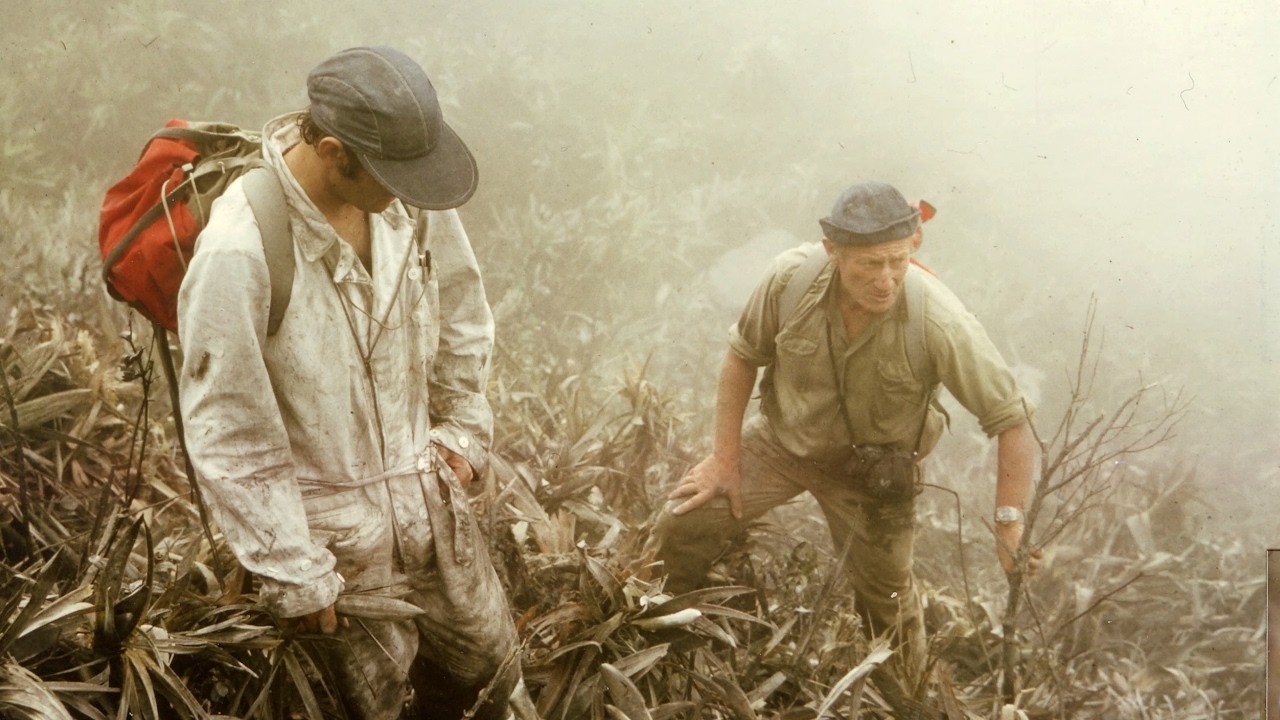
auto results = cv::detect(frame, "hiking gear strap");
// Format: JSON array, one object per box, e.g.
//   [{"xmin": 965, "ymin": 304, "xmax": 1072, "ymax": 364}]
[
  {"xmin": 776, "ymin": 244, "xmax": 829, "ymax": 332},
  {"xmin": 902, "ymin": 268, "xmax": 927, "ymax": 381},
  {"xmin": 154, "ymin": 324, "xmax": 226, "ymax": 578},
  {"xmin": 241, "ymin": 168, "xmax": 294, "ymax": 336}
]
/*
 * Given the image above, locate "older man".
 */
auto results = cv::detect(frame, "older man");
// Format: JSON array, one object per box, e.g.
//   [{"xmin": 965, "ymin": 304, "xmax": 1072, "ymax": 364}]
[
  {"xmin": 178, "ymin": 47, "xmax": 523, "ymax": 719},
  {"xmin": 647, "ymin": 180, "xmax": 1039, "ymax": 695}
]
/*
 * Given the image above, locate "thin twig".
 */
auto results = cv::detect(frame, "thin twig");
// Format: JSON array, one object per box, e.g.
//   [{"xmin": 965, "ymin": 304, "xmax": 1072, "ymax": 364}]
[
  {"xmin": 1051, "ymin": 572, "xmax": 1145, "ymax": 638},
  {"xmin": 152, "ymin": 323, "xmax": 225, "ymax": 578}
]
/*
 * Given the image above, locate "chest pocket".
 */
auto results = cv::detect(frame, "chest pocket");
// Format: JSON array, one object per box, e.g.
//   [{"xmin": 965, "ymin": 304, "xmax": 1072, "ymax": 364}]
[
  {"xmin": 873, "ymin": 358, "xmax": 927, "ymax": 413},
  {"xmin": 774, "ymin": 328, "xmax": 824, "ymax": 395},
  {"xmin": 776, "ymin": 328, "xmax": 818, "ymax": 357}
]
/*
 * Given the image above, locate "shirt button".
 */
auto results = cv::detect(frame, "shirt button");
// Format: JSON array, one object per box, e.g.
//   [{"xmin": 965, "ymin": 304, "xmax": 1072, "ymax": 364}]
[
  {"xmin": 408, "ymin": 268, "xmax": 422, "ymax": 281},
  {"xmin": 458, "ymin": 436, "xmax": 470, "ymax": 449}
]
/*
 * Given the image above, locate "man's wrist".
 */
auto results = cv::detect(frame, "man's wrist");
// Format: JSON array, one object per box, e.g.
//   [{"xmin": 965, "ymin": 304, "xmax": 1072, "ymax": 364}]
[
  {"xmin": 429, "ymin": 425, "xmax": 488, "ymax": 475},
  {"xmin": 994, "ymin": 505, "xmax": 1025, "ymax": 525}
]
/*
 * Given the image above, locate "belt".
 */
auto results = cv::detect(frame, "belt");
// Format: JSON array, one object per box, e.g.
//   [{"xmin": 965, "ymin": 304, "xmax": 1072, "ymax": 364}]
[{"xmin": 297, "ymin": 448, "xmax": 474, "ymax": 566}]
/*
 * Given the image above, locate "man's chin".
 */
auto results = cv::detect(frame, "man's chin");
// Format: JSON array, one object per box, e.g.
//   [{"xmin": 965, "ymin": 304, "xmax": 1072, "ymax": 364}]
[{"xmin": 863, "ymin": 297, "xmax": 895, "ymax": 314}]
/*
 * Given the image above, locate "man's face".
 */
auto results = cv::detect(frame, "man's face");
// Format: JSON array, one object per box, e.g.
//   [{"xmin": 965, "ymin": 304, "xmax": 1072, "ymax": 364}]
[{"xmin": 824, "ymin": 234, "xmax": 918, "ymax": 315}]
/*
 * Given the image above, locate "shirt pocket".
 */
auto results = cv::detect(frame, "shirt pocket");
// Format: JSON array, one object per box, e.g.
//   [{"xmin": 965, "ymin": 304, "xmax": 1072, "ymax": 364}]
[
  {"xmin": 875, "ymin": 359, "xmax": 925, "ymax": 408},
  {"xmin": 868, "ymin": 359, "xmax": 928, "ymax": 442},
  {"xmin": 776, "ymin": 328, "xmax": 818, "ymax": 357},
  {"xmin": 775, "ymin": 328, "xmax": 823, "ymax": 394}
]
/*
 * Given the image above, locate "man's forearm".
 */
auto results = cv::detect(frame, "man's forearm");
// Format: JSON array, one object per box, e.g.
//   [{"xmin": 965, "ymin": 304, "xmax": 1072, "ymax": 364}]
[
  {"xmin": 995, "ymin": 420, "xmax": 1036, "ymax": 512},
  {"xmin": 710, "ymin": 350, "xmax": 759, "ymax": 461},
  {"xmin": 426, "ymin": 208, "xmax": 495, "ymax": 472}
]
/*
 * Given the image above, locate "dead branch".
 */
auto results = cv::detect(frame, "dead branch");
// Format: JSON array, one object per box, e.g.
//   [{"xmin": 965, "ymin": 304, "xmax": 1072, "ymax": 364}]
[{"xmin": 999, "ymin": 297, "xmax": 1188, "ymax": 704}]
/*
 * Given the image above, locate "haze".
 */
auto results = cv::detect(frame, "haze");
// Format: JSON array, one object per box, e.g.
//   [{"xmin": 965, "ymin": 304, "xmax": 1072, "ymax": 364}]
[{"xmin": 3, "ymin": 0, "xmax": 1276, "ymax": 538}]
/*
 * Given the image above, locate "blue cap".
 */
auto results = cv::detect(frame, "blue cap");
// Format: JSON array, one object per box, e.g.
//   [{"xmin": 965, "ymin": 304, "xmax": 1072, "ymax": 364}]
[{"xmin": 308, "ymin": 46, "xmax": 477, "ymax": 210}]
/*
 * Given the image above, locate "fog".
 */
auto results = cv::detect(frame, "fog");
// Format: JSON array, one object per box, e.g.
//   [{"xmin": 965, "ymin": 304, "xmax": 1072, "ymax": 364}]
[
  {"xmin": 5, "ymin": 1, "xmax": 1277, "ymax": 538},
  {"xmin": 462, "ymin": 0, "xmax": 1280, "ymax": 540}
]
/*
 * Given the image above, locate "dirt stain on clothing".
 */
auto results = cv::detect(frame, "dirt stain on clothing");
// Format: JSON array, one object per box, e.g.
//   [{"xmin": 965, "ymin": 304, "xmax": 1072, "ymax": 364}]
[{"xmin": 190, "ymin": 351, "xmax": 211, "ymax": 382}]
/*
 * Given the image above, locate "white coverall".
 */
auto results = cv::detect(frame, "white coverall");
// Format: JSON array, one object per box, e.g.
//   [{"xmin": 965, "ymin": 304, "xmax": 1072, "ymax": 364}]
[{"xmin": 177, "ymin": 113, "xmax": 517, "ymax": 718}]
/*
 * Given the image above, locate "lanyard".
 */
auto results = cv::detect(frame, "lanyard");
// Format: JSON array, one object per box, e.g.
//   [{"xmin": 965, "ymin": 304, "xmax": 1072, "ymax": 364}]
[{"xmin": 824, "ymin": 318, "xmax": 930, "ymax": 455}]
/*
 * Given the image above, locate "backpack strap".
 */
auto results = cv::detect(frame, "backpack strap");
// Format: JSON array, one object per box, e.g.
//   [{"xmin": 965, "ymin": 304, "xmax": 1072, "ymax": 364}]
[
  {"xmin": 240, "ymin": 168, "xmax": 294, "ymax": 336},
  {"xmin": 776, "ymin": 243, "xmax": 931, "ymax": 381},
  {"xmin": 902, "ymin": 265, "xmax": 928, "ymax": 381},
  {"xmin": 776, "ymin": 243, "xmax": 829, "ymax": 328}
]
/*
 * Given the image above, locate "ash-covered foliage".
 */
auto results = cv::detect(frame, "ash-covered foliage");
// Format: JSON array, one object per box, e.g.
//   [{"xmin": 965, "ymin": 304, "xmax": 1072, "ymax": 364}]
[
  {"xmin": 0, "ymin": 304, "xmax": 1261, "ymax": 719},
  {"xmin": 0, "ymin": 3, "xmax": 1267, "ymax": 718}
]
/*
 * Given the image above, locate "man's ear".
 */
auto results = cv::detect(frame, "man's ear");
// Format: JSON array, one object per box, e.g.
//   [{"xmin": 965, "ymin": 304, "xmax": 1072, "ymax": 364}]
[
  {"xmin": 822, "ymin": 237, "xmax": 837, "ymax": 260},
  {"xmin": 314, "ymin": 136, "xmax": 347, "ymax": 168},
  {"xmin": 910, "ymin": 228, "xmax": 923, "ymax": 251}
]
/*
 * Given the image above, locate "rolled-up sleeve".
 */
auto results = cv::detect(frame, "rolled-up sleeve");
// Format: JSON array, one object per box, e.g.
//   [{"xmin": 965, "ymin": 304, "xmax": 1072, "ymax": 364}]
[
  {"xmin": 177, "ymin": 198, "xmax": 342, "ymax": 618},
  {"xmin": 424, "ymin": 209, "xmax": 495, "ymax": 475},
  {"xmin": 929, "ymin": 309, "xmax": 1035, "ymax": 437}
]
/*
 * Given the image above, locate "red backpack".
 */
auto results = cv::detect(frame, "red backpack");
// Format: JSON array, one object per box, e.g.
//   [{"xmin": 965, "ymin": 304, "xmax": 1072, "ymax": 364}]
[
  {"xmin": 98, "ymin": 121, "xmax": 299, "ymax": 571},
  {"xmin": 98, "ymin": 120, "xmax": 294, "ymax": 335}
]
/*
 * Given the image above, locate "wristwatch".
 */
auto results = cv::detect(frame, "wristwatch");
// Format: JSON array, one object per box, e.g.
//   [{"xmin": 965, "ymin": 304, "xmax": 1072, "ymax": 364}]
[{"xmin": 994, "ymin": 506, "xmax": 1025, "ymax": 525}]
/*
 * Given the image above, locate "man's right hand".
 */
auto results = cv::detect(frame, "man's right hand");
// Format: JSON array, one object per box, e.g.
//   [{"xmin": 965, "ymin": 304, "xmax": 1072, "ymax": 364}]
[
  {"xmin": 668, "ymin": 454, "xmax": 743, "ymax": 518},
  {"xmin": 285, "ymin": 604, "xmax": 339, "ymax": 635}
]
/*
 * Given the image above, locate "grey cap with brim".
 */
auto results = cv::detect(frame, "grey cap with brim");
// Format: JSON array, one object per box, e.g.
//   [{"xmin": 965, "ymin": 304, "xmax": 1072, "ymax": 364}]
[
  {"xmin": 308, "ymin": 46, "xmax": 477, "ymax": 210},
  {"xmin": 820, "ymin": 181, "xmax": 920, "ymax": 246}
]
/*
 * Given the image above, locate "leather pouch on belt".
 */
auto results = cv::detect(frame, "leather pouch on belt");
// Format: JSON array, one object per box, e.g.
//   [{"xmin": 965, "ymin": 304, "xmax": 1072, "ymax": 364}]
[{"xmin": 840, "ymin": 445, "xmax": 920, "ymax": 504}]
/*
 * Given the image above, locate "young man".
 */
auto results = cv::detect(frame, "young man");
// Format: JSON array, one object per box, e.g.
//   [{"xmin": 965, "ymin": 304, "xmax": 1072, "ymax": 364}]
[
  {"xmin": 646, "ymin": 180, "xmax": 1041, "ymax": 694},
  {"xmin": 178, "ymin": 47, "xmax": 522, "ymax": 719}
]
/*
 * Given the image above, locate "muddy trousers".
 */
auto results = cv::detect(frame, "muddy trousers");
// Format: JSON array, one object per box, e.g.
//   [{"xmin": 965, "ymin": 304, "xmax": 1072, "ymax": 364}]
[
  {"xmin": 304, "ymin": 472, "xmax": 522, "ymax": 720},
  {"xmin": 646, "ymin": 418, "xmax": 926, "ymax": 680},
  {"xmin": 312, "ymin": 568, "xmax": 520, "ymax": 720}
]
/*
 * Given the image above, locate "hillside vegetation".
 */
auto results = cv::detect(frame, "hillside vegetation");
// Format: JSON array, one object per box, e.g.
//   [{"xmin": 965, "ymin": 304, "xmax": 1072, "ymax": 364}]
[{"xmin": 0, "ymin": 4, "xmax": 1266, "ymax": 718}]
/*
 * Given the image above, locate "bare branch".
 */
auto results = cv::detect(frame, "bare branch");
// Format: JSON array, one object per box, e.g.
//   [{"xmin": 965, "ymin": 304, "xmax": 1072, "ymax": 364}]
[{"xmin": 999, "ymin": 298, "xmax": 1184, "ymax": 704}]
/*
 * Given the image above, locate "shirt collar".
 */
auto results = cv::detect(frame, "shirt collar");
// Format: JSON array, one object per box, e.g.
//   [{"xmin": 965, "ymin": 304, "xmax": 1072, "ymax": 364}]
[{"xmin": 261, "ymin": 112, "xmax": 415, "ymax": 266}]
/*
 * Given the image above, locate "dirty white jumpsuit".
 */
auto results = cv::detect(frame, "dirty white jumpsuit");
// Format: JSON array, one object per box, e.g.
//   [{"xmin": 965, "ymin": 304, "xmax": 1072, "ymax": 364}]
[{"xmin": 178, "ymin": 113, "xmax": 518, "ymax": 718}]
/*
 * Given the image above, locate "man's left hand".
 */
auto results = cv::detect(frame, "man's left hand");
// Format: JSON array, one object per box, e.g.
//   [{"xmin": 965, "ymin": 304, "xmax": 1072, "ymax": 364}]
[
  {"xmin": 995, "ymin": 522, "xmax": 1043, "ymax": 578},
  {"xmin": 434, "ymin": 443, "xmax": 474, "ymax": 488}
]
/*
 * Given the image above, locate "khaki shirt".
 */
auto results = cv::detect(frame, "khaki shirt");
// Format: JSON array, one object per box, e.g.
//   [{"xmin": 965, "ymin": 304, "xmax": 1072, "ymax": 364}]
[
  {"xmin": 177, "ymin": 114, "xmax": 494, "ymax": 616},
  {"xmin": 729, "ymin": 244, "xmax": 1032, "ymax": 465}
]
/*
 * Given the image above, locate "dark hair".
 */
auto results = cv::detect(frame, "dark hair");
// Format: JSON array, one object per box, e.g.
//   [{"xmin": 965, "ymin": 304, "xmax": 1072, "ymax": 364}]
[{"xmin": 295, "ymin": 109, "xmax": 361, "ymax": 179}]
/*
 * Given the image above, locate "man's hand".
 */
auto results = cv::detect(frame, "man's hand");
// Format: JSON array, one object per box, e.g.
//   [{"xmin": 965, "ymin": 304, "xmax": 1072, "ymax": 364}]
[
  {"xmin": 669, "ymin": 454, "xmax": 743, "ymax": 518},
  {"xmin": 434, "ymin": 443, "xmax": 474, "ymax": 488},
  {"xmin": 995, "ymin": 522, "xmax": 1043, "ymax": 578},
  {"xmin": 284, "ymin": 604, "xmax": 340, "ymax": 635}
]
